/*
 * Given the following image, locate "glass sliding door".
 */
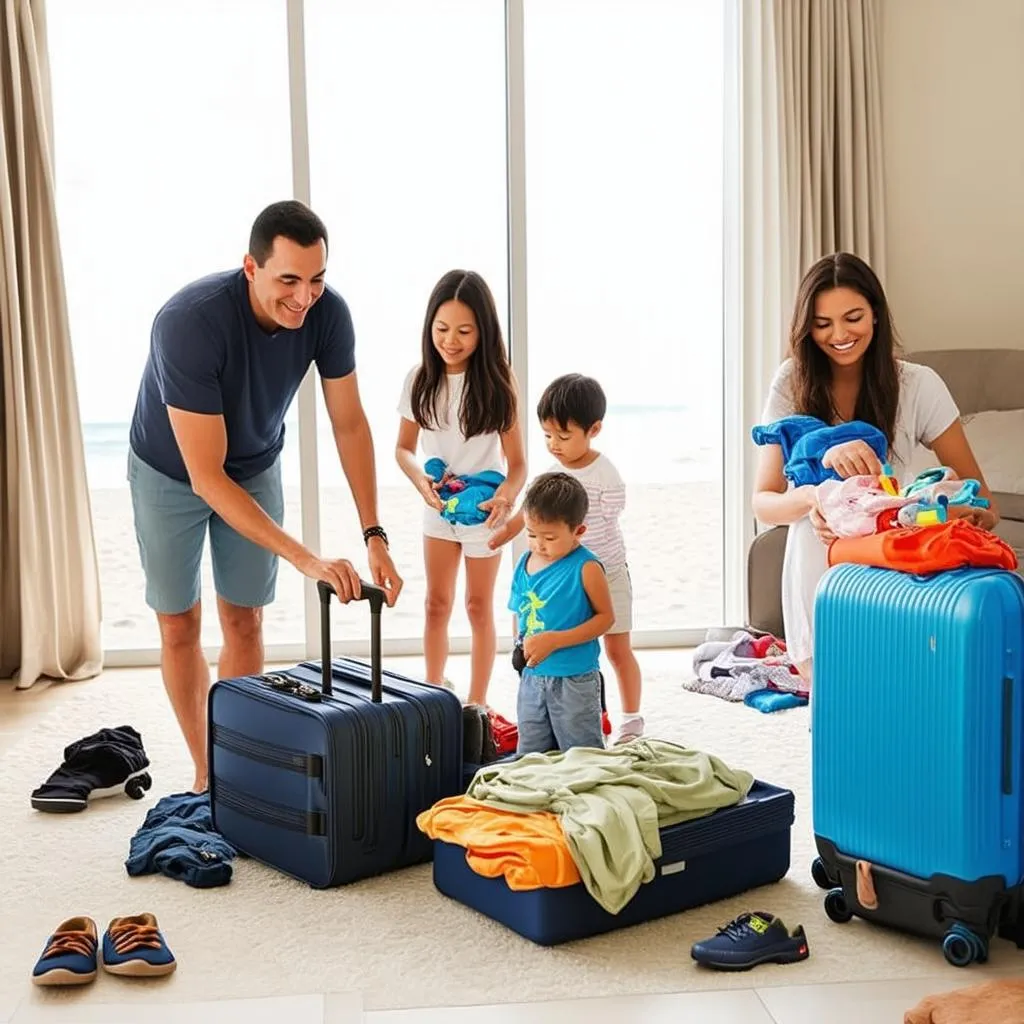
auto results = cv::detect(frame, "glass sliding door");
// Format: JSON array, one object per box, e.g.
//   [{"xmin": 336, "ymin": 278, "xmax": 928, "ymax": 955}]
[
  {"xmin": 49, "ymin": 0, "xmax": 299, "ymax": 652},
  {"xmin": 522, "ymin": 0, "xmax": 726, "ymax": 634}
]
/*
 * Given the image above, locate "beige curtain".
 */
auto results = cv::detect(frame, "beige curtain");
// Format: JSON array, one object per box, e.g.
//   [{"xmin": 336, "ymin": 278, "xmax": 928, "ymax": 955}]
[
  {"xmin": 736, "ymin": 0, "xmax": 887, "ymax": 594},
  {"xmin": 0, "ymin": 0, "xmax": 102, "ymax": 688},
  {"xmin": 775, "ymin": 0, "xmax": 887, "ymax": 301}
]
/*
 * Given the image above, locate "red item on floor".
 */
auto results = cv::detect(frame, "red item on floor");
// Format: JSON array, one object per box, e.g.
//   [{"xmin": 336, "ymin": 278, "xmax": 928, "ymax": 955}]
[
  {"xmin": 487, "ymin": 710, "xmax": 519, "ymax": 755},
  {"xmin": 827, "ymin": 520, "xmax": 1017, "ymax": 575},
  {"xmin": 751, "ymin": 634, "xmax": 786, "ymax": 659}
]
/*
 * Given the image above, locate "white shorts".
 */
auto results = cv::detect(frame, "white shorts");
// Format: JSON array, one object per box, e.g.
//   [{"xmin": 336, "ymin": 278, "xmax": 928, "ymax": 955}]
[
  {"xmin": 422, "ymin": 506, "xmax": 499, "ymax": 559},
  {"xmin": 605, "ymin": 563, "xmax": 634, "ymax": 634}
]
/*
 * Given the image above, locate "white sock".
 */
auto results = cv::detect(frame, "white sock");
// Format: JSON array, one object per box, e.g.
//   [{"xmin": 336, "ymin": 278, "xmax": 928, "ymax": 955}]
[{"xmin": 620, "ymin": 711, "xmax": 643, "ymax": 724}]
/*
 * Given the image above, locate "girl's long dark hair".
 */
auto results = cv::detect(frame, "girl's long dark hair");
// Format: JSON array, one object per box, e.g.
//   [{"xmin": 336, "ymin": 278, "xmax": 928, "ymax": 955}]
[
  {"xmin": 788, "ymin": 251, "xmax": 901, "ymax": 447},
  {"xmin": 411, "ymin": 270, "xmax": 517, "ymax": 438}
]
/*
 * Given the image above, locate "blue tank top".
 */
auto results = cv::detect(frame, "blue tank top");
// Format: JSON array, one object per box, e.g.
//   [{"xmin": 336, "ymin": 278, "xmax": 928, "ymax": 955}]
[{"xmin": 508, "ymin": 545, "xmax": 602, "ymax": 676}]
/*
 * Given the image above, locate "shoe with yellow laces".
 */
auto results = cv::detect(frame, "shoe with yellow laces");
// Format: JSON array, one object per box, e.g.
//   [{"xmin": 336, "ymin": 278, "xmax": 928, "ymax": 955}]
[{"xmin": 101, "ymin": 913, "xmax": 176, "ymax": 977}]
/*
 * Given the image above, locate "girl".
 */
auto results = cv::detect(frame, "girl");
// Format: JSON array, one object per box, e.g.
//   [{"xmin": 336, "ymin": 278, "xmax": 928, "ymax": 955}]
[
  {"xmin": 396, "ymin": 270, "xmax": 526, "ymax": 705},
  {"xmin": 752, "ymin": 252, "xmax": 998, "ymax": 685}
]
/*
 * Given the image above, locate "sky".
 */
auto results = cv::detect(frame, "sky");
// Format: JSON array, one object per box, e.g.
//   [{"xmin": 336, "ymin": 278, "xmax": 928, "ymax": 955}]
[{"xmin": 48, "ymin": 0, "xmax": 724, "ymax": 446}]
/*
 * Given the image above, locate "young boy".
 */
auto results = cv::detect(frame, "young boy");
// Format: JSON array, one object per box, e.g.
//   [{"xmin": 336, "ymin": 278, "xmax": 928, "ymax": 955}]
[
  {"xmin": 509, "ymin": 472, "xmax": 614, "ymax": 754},
  {"xmin": 491, "ymin": 374, "xmax": 644, "ymax": 743}
]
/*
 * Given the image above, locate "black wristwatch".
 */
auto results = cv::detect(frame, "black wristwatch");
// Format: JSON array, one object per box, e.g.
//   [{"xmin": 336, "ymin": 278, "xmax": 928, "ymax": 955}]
[{"xmin": 363, "ymin": 525, "xmax": 389, "ymax": 548}]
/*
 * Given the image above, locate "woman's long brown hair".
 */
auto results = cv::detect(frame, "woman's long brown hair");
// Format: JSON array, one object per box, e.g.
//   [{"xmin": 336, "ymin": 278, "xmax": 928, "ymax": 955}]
[
  {"xmin": 410, "ymin": 270, "xmax": 517, "ymax": 438},
  {"xmin": 788, "ymin": 252, "xmax": 901, "ymax": 448}
]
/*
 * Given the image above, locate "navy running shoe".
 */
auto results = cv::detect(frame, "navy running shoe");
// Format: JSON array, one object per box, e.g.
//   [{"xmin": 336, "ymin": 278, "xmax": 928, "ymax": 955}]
[{"xmin": 690, "ymin": 911, "xmax": 809, "ymax": 971}]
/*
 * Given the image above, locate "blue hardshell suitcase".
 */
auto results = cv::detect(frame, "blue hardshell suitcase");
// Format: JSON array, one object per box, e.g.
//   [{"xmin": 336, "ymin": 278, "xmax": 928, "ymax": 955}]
[
  {"xmin": 432, "ymin": 780, "xmax": 794, "ymax": 946},
  {"xmin": 208, "ymin": 580, "xmax": 463, "ymax": 889},
  {"xmin": 811, "ymin": 563, "xmax": 1024, "ymax": 965}
]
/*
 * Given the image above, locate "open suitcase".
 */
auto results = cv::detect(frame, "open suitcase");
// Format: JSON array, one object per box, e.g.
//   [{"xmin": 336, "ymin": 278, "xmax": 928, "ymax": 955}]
[
  {"xmin": 812, "ymin": 563, "xmax": 1024, "ymax": 966},
  {"xmin": 432, "ymin": 780, "xmax": 794, "ymax": 945},
  {"xmin": 208, "ymin": 580, "xmax": 463, "ymax": 889}
]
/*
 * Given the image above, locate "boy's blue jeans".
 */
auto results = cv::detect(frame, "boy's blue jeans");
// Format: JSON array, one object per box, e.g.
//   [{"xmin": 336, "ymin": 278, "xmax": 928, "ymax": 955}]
[{"xmin": 516, "ymin": 669, "xmax": 605, "ymax": 754}]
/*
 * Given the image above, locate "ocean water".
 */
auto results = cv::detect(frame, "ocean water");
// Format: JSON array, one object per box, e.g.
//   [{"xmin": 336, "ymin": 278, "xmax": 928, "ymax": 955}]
[{"xmin": 82, "ymin": 404, "xmax": 720, "ymax": 491}]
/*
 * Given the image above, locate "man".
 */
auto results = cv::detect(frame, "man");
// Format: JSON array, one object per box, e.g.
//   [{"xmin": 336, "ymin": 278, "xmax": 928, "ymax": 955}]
[{"xmin": 128, "ymin": 200, "xmax": 402, "ymax": 792}]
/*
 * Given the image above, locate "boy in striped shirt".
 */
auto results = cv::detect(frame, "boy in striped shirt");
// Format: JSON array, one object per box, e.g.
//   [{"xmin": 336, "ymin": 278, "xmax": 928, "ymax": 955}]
[{"xmin": 489, "ymin": 374, "xmax": 644, "ymax": 742}]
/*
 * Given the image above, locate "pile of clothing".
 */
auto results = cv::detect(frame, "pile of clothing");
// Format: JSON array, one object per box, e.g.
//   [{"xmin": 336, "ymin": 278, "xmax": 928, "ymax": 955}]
[
  {"xmin": 752, "ymin": 413, "xmax": 1017, "ymax": 574},
  {"xmin": 686, "ymin": 630, "xmax": 807, "ymax": 710},
  {"xmin": 417, "ymin": 739, "xmax": 753, "ymax": 914}
]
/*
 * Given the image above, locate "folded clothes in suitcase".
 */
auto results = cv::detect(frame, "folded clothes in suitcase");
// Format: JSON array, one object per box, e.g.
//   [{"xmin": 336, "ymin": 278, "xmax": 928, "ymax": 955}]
[
  {"xmin": 431, "ymin": 780, "xmax": 794, "ymax": 945},
  {"xmin": 811, "ymin": 563, "xmax": 1024, "ymax": 966},
  {"xmin": 208, "ymin": 580, "xmax": 462, "ymax": 889}
]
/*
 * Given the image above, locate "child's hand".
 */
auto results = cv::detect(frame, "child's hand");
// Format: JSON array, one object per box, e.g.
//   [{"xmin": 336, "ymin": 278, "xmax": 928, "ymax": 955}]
[
  {"xmin": 524, "ymin": 631, "xmax": 560, "ymax": 667},
  {"xmin": 416, "ymin": 475, "xmax": 444, "ymax": 511},
  {"xmin": 488, "ymin": 522, "xmax": 513, "ymax": 550},
  {"xmin": 478, "ymin": 493, "xmax": 512, "ymax": 529}
]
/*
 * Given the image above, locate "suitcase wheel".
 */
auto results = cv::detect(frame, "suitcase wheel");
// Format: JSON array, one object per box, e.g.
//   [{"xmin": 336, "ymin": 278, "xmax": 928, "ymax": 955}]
[
  {"xmin": 943, "ymin": 924, "xmax": 987, "ymax": 968},
  {"xmin": 811, "ymin": 856, "xmax": 832, "ymax": 890},
  {"xmin": 125, "ymin": 772, "xmax": 152, "ymax": 800},
  {"xmin": 823, "ymin": 888, "xmax": 853, "ymax": 924}
]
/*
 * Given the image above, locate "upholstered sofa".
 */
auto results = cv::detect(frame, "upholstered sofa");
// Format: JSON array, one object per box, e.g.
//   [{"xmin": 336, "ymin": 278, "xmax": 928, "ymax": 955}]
[{"xmin": 747, "ymin": 348, "xmax": 1024, "ymax": 637}]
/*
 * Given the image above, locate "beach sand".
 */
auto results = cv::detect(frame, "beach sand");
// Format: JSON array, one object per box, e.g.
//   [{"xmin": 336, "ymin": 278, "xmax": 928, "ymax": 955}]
[{"xmin": 90, "ymin": 482, "xmax": 723, "ymax": 651}]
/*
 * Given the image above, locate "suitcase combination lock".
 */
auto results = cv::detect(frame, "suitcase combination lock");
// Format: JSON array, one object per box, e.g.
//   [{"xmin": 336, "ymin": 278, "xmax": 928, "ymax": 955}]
[{"xmin": 261, "ymin": 673, "xmax": 322, "ymax": 703}]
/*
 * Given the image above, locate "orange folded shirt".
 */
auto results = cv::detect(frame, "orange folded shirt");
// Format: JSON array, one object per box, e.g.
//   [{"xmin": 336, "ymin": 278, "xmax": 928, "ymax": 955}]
[
  {"xmin": 828, "ymin": 520, "xmax": 1018, "ymax": 575},
  {"xmin": 416, "ymin": 795, "xmax": 580, "ymax": 890}
]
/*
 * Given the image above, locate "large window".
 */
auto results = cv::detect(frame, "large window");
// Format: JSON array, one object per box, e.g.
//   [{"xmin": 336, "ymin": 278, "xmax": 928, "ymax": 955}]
[
  {"xmin": 305, "ymin": 0, "xmax": 511, "ymax": 645},
  {"xmin": 49, "ymin": 0, "xmax": 730, "ymax": 662},
  {"xmin": 49, "ymin": 0, "xmax": 297, "ymax": 652},
  {"xmin": 523, "ymin": 0, "xmax": 726, "ymax": 631}
]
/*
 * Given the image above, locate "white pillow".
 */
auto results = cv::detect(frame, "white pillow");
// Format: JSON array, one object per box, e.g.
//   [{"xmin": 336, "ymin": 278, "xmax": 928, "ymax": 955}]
[{"xmin": 906, "ymin": 409, "xmax": 1024, "ymax": 494}]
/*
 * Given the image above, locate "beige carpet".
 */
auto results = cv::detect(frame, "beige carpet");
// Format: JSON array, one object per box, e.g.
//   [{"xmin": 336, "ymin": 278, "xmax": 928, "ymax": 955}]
[{"xmin": 2, "ymin": 655, "xmax": 1013, "ymax": 1012}]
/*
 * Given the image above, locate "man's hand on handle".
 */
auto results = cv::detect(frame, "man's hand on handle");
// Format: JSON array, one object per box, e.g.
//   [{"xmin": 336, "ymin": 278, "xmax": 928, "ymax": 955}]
[
  {"xmin": 366, "ymin": 536, "xmax": 403, "ymax": 606},
  {"xmin": 296, "ymin": 552, "xmax": 364, "ymax": 602},
  {"xmin": 296, "ymin": 541, "xmax": 403, "ymax": 608}
]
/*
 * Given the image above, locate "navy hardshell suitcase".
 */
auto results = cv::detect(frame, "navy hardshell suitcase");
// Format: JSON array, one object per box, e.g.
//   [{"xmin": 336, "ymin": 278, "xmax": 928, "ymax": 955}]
[
  {"xmin": 432, "ymin": 781, "xmax": 795, "ymax": 945},
  {"xmin": 811, "ymin": 563, "xmax": 1024, "ymax": 965},
  {"xmin": 208, "ymin": 580, "xmax": 463, "ymax": 888}
]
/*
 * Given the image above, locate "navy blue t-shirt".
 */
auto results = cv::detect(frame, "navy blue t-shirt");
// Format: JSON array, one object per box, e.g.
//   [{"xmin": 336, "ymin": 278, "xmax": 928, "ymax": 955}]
[{"xmin": 129, "ymin": 270, "xmax": 355, "ymax": 483}]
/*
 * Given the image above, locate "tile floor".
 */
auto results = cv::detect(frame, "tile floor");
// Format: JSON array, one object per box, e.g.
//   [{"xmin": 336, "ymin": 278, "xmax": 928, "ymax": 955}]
[
  {"xmin": 2, "ymin": 666, "xmax": 1019, "ymax": 1023},
  {"xmin": 7, "ymin": 976, "xmax": 1023, "ymax": 1024}
]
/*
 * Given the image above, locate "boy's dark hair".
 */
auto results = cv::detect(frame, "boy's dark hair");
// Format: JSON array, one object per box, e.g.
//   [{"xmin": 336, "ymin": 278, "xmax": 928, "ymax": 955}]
[
  {"xmin": 523, "ymin": 472, "xmax": 589, "ymax": 529},
  {"xmin": 411, "ymin": 269, "xmax": 517, "ymax": 438},
  {"xmin": 536, "ymin": 373, "xmax": 607, "ymax": 432},
  {"xmin": 249, "ymin": 201, "xmax": 329, "ymax": 266}
]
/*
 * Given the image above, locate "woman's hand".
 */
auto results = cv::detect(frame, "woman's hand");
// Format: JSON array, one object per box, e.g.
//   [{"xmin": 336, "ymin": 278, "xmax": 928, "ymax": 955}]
[
  {"xmin": 800, "ymin": 484, "xmax": 837, "ymax": 545},
  {"xmin": 821, "ymin": 440, "xmax": 884, "ymax": 479},
  {"xmin": 416, "ymin": 474, "xmax": 444, "ymax": 511},
  {"xmin": 809, "ymin": 501, "xmax": 838, "ymax": 545}
]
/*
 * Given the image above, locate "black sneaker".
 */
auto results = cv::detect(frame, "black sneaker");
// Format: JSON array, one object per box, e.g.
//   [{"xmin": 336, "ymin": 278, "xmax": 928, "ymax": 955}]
[
  {"xmin": 690, "ymin": 911, "xmax": 809, "ymax": 971},
  {"xmin": 31, "ymin": 726, "xmax": 152, "ymax": 813}
]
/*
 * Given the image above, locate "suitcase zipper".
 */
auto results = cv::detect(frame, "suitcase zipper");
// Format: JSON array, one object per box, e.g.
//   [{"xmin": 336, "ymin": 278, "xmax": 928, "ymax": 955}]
[
  {"xmin": 334, "ymin": 658, "xmax": 435, "ymax": 767},
  {"xmin": 216, "ymin": 779, "xmax": 326, "ymax": 836},
  {"xmin": 216, "ymin": 680, "xmax": 362, "ymax": 851},
  {"xmin": 211, "ymin": 723, "xmax": 323, "ymax": 778}
]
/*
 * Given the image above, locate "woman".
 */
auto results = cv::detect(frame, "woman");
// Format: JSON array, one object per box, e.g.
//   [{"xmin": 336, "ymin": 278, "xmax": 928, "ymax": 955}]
[{"xmin": 752, "ymin": 252, "xmax": 998, "ymax": 684}]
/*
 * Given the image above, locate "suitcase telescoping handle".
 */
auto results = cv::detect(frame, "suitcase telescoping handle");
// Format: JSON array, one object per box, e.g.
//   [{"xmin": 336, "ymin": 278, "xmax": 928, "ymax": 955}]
[{"xmin": 316, "ymin": 579, "xmax": 385, "ymax": 702}]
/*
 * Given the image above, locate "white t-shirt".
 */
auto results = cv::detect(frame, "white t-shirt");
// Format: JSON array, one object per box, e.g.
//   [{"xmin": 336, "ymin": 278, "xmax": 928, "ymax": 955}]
[
  {"xmin": 552, "ymin": 453, "xmax": 627, "ymax": 569},
  {"xmin": 760, "ymin": 359, "xmax": 960, "ymax": 481},
  {"xmin": 398, "ymin": 366, "xmax": 503, "ymax": 476}
]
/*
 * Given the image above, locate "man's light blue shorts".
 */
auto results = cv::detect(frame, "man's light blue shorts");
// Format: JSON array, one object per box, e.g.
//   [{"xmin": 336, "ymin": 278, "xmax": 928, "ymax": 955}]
[{"xmin": 127, "ymin": 449, "xmax": 284, "ymax": 615}]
